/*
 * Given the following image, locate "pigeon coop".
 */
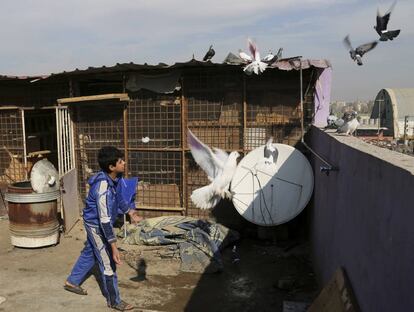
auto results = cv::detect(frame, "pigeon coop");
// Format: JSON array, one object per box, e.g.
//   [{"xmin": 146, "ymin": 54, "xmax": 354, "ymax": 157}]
[{"xmin": 0, "ymin": 60, "xmax": 330, "ymax": 220}]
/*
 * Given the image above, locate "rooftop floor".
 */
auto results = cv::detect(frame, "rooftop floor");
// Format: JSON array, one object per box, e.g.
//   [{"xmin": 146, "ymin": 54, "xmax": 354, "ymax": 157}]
[{"xmin": 0, "ymin": 219, "xmax": 317, "ymax": 312}]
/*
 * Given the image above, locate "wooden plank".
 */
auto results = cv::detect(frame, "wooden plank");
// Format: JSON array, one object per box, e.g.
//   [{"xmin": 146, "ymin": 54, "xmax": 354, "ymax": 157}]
[
  {"xmin": 61, "ymin": 169, "xmax": 80, "ymax": 233},
  {"xmin": 308, "ymin": 267, "xmax": 360, "ymax": 312},
  {"xmin": 0, "ymin": 106, "xmax": 35, "ymax": 110},
  {"xmin": 136, "ymin": 205, "xmax": 185, "ymax": 211},
  {"xmin": 57, "ymin": 93, "xmax": 130, "ymax": 104}
]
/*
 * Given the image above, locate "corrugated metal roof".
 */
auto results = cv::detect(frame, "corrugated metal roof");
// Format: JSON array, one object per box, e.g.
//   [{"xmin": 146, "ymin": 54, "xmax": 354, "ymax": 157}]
[
  {"xmin": 0, "ymin": 75, "xmax": 49, "ymax": 81},
  {"xmin": 387, "ymin": 88, "xmax": 414, "ymax": 118},
  {"xmin": 0, "ymin": 57, "xmax": 331, "ymax": 82}
]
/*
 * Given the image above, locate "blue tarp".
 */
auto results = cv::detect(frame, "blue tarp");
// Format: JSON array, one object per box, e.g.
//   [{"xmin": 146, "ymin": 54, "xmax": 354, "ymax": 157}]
[{"xmin": 121, "ymin": 216, "xmax": 239, "ymax": 273}]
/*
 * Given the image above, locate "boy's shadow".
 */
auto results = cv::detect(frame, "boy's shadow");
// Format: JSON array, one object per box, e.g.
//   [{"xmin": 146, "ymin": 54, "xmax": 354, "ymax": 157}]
[{"xmin": 130, "ymin": 259, "xmax": 147, "ymax": 282}]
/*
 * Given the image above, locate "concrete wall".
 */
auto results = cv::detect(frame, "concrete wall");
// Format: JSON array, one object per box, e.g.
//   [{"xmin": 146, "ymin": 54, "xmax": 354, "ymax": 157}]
[{"xmin": 308, "ymin": 127, "xmax": 414, "ymax": 312}]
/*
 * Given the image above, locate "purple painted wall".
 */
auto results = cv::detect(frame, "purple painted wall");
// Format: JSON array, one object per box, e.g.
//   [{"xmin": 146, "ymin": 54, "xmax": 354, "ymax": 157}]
[
  {"xmin": 308, "ymin": 127, "xmax": 414, "ymax": 312},
  {"xmin": 313, "ymin": 67, "xmax": 332, "ymax": 128}
]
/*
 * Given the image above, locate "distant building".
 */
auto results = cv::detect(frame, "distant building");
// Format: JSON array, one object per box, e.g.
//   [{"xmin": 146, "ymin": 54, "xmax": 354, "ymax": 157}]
[{"xmin": 371, "ymin": 88, "xmax": 414, "ymax": 139}]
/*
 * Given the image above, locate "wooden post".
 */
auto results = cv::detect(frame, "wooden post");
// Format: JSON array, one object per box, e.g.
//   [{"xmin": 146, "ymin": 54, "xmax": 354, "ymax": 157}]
[
  {"xmin": 122, "ymin": 74, "xmax": 129, "ymax": 177},
  {"xmin": 123, "ymin": 105, "xmax": 129, "ymax": 177},
  {"xmin": 181, "ymin": 77, "xmax": 187, "ymax": 216},
  {"xmin": 20, "ymin": 109, "xmax": 28, "ymax": 180},
  {"xmin": 122, "ymin": 75, "xmax": 129, "ymax": 236}
]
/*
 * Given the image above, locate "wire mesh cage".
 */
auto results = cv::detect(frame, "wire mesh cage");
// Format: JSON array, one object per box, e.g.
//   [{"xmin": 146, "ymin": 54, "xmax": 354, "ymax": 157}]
[
  {"xmin": 128, "ymin": 150, "xmax": 183, "ymax": 218},
  {"xmin": 127, "ymin": 90, "xmax": 184, "ymax": 217},
  {"xmin": 128, "ymin": 91, "xmax": 181, "ymax": 149},
  {"xmin": 0, "ymin": 65, "xmax": 321, "ymax": 221},
  {"xmin": 72, "ymin": 101, "xmax": 125, "ymax": 200},
  {"xmin": 0, "ymin": 109, "xmax": 26, "ymax": 184},
  {"xmin": 65, "ymin": 67, "xmax": 317, "ymax": 218},
  {"xmin": 184, "ymin": 69, "xmax": 243, "ymax": 218}
]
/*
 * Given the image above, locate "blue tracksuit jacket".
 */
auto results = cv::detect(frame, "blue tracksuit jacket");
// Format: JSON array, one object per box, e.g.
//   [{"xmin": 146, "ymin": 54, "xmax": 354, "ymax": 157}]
[{"xmin": 82, "ymin": 171, "xmax": 135, "ymax": 243}]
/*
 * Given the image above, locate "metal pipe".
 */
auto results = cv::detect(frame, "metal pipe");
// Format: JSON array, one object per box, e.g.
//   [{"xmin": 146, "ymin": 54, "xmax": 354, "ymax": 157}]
[
  {"xmin": 21, "ymin": 109, "xmax": 28, "ymax": 180},
  {"xmin": 377, "ymin": 94, "xmax": 384, "ymax": 137},
  {"xmin": 298, "ymin": 58, "xmax": 338, "ymax": 175}
]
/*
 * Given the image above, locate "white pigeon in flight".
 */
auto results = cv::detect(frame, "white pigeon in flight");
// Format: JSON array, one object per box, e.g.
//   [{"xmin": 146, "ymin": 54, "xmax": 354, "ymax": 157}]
[
  {"xmin": 242, "ymin": 39, "xmax": 268, "ymax": 75},
  {"xmin": 187, "ymin": 129, "xmax": 240, "ymax": 209}
]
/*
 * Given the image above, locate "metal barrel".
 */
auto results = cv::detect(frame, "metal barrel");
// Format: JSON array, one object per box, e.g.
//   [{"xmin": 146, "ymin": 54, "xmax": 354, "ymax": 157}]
[{"xmin": 5, "ymin": 181, "xmax": 60, "ymax": 248}]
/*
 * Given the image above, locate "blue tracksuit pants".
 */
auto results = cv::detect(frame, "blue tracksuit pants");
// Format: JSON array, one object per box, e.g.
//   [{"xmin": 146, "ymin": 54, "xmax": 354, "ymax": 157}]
[{"xmin": 67, "ymin": 222, "xmax": 121, "ymax": 306}]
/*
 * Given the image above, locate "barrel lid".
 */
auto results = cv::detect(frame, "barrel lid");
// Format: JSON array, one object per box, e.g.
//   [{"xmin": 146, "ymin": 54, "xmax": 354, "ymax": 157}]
[{"xmin": 30, "ymin": 159, "xmax": 60, "ymax": 193}]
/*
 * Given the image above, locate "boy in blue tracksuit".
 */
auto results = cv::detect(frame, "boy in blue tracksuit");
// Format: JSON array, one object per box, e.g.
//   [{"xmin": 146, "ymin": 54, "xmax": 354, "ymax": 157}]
[{"xmin": 64, "ymin": 146, "xmax": 141, "ymax": 311}]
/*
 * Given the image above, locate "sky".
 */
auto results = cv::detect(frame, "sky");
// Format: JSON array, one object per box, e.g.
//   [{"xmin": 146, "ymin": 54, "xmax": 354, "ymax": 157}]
[{"xmin": 0, "ymin": 0, "xmax": 413, "ymax": 101}]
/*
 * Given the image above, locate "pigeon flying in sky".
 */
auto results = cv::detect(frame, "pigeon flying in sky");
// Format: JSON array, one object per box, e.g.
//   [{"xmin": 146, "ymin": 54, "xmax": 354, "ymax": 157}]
[
  {"xmin": 203, "ymin": 45, "xmax": 215, "ymax": 61},
  {"xmin": 242, "ymin": 38, "xmax": 268, "ymax": 75},
  {"xmin": 343, "ymin": 35, "xmax": 378, "ymax": 66},
  {"xmin": 187, "ymin": 129, "xmax": 240, "ymax": 209},
  {"xmin": 375, "ymin": 1, "xmax": 401, "ymax": 41}
]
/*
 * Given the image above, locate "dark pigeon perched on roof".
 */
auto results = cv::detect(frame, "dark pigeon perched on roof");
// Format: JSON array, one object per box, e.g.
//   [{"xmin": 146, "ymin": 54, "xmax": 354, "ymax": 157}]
[{"xmin": 203, "ymin": 45, "xmax": 215, "ymax": 61}]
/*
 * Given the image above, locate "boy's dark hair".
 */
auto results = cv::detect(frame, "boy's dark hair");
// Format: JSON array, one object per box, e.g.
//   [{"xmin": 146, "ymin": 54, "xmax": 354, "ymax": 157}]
[{"xmin": 98, "ymin": 146, "xmax": 124, "ymax": 173}]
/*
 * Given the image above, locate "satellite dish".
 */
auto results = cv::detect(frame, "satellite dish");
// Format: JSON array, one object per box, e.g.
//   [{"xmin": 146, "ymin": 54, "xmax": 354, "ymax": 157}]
[
  {"xmin": 231, "ymin": 144, "xmax": 313, "ymax": 226},
  {"xmin": 30, "ymin": 159, "xmax": 60, "ymax": 193}
]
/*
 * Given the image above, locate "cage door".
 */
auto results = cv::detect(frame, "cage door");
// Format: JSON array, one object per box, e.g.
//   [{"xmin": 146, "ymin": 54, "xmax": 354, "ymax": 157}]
[{"xmin": 55, "ymin": 106, "xmax": 75, "ymax": 175}]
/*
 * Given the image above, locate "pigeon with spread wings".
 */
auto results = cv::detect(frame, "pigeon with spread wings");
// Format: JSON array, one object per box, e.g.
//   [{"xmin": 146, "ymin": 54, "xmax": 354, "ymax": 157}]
[
  {"xmin": 187, "ymin": 129, "xmax": 240, "ymax": 209},
  {"xmin": 375, "ymin": 1, "xmax": 400, "ymax": 41},
  {"xmin": 240, "ymin": 39, "xmax": 268, "ymax": 75},
  {"xmin": 343, "ymin": 35, "xmax": 378, "ymax": 66}
]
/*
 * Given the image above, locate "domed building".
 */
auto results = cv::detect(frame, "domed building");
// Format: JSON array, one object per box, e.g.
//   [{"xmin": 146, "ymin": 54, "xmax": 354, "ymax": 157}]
[{"xmin": 370, "ymin": 88, "xmax": 414, "ymax": 139}]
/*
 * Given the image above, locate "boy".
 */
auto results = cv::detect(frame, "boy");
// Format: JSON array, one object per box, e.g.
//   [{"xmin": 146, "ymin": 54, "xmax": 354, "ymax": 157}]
[{"xmin": 64, "ymin": 146, "xmax": 142, "ymax": 311}]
